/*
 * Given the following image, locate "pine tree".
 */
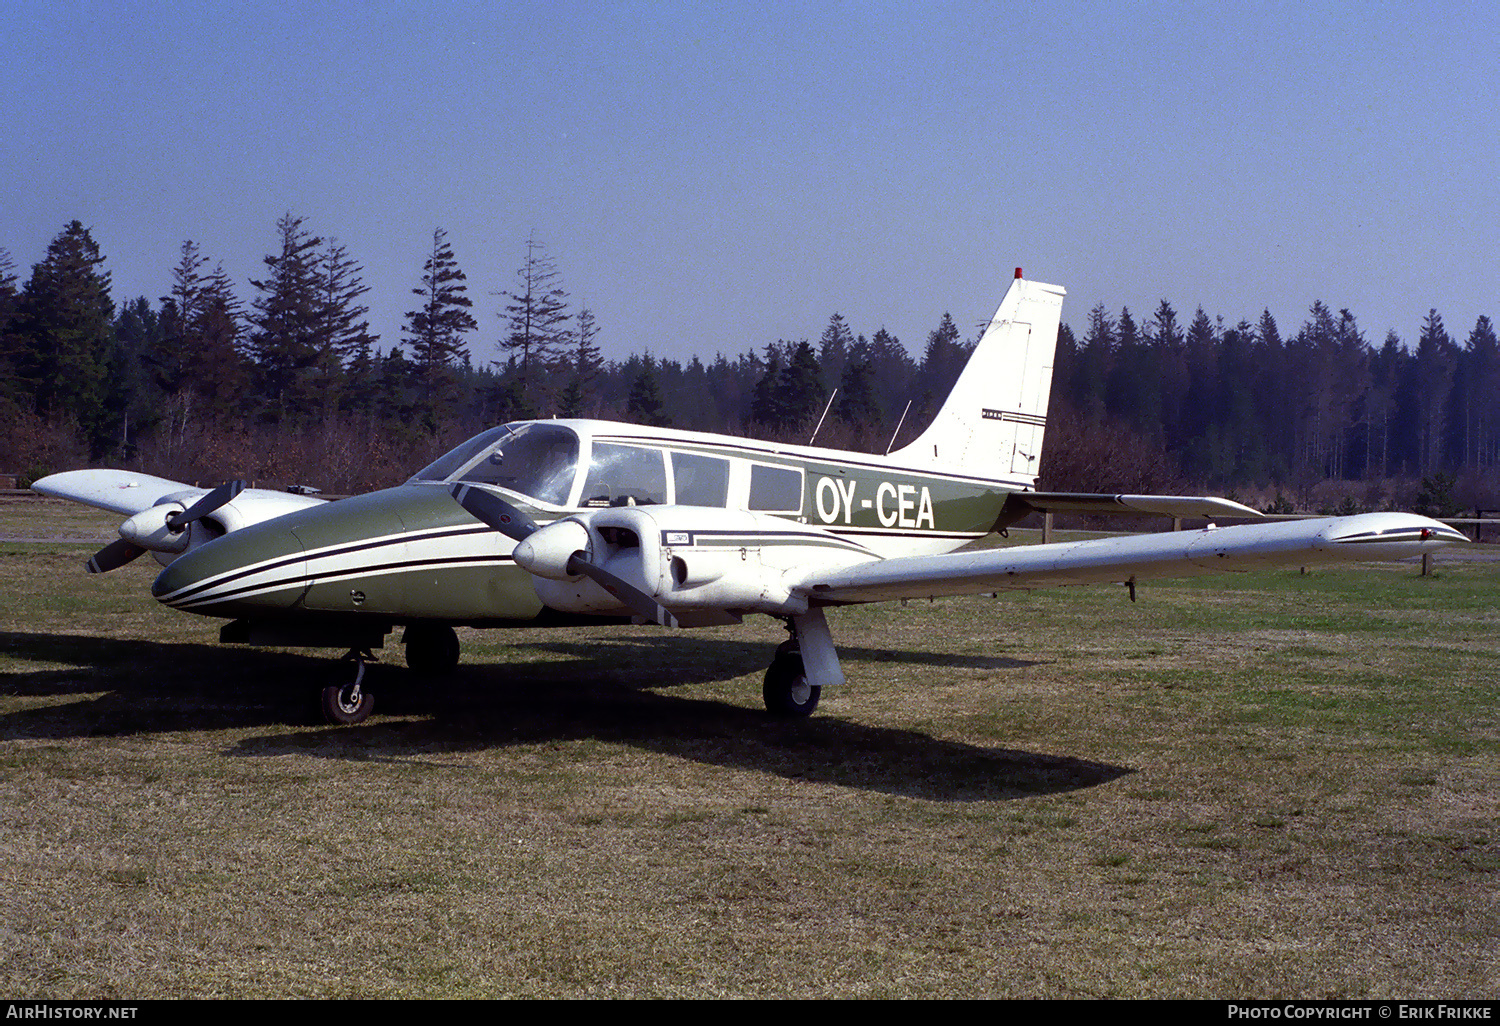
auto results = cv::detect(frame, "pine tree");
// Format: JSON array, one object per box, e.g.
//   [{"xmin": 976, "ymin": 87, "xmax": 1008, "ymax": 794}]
[
  {"xmin": 1106, "ymin": 306, "xmax": 1158, "ymax": 432},
  {"xmin": 817, "ymin": 312, "xmax": 853, "ymax": 392},
  {"xmin": 106, "ymin": 296, "xmax": 164, "ymax": 457},
  {"xmin": 777, "ymin": 339, "xmax": 826, "ymax": 429},
  {"xmin": 626, "ymin": 356, "xmax": 669, "ymax": 427},
  {"xmin": 0, "ymin": 248, "xmax": 26, "ymax": 408},
  {"xmin": 191, "ymin": 263, "xmax": 248, "ymax": 421},
  {"xmin": 868, "ymin": 327, "xmax": 913, "ymax": 423},
  {"xmin": 750, "ymin": 344, "xmax": 786, "ymax": 429},
  {"xmin": 0, "ymin": 248, "xmax": 17, "ymax": 309},
  {"xmin": 1072, "ymin": 303, "xmax": 1115, "ymax": 419},
  {"xmin": 1414, "ymin": 309, "xmax": 1456, "ymax": 474},
  {"xmin": 499, "ymin": 234, "xmax": 570, "ymax": 411},
  {"xmin": 11, "ymin": 221, "xmax": 115, "ymax": 450},
  {"xmin": 316, "ymin": 239, "xmax": 376, "ymax": 416},
  {"xmin": 247, "ymin": 214, "xmax": 326, "ymax": 422},
  {"xmin": 1147, "ymin": 300, "xmax": 1186, "ymax": 451},
  {"xmin": 1458, "ymin": 315, "xmax": 1500, "ymax": 469},
  {"xmin": 405, "ymin": 228, "xmax": 476, "ymax": 430},
  {"xmin": 557, "ymin": 304, "xmax": 602, "ymax": 417},
  {"xmin": 374, "ymin": 346, "xmax": 416, "ymax": 427},
  {"xmin": 155, "ymin": 240, "xmax": 207, "ymax": 395},
  {"xmin": 836, "ymin": 334, "xmax": 881, "ymax": 431},
  {"xmin": 1366, "ymin": 329, "xmax": 1404, "ymax": 477},
  {"xmin": 918, "ymin": 312, "xmax": 964, "ymax": 402},
  {"xmin": 125, "ymin": 245, "xmax": 245, "ymax": 452}
]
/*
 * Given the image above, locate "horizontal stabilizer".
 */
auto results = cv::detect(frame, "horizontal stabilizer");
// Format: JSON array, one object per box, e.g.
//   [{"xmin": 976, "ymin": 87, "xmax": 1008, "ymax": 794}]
[
  {"xmin": 794, "ymin": 512, "xmax": 1466, "ymax": 605},
  {"xmin": 997, "ymin": 491, "xmax": 1261, "ymax": 531}
]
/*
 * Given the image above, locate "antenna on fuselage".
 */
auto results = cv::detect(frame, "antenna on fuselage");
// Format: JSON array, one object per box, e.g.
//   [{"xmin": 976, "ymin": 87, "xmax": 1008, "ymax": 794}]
[
  {"xmin": 808, "ymin": 389, "xmax": 838, "ymax": 446},
  {"xmin": 884, "ymin": 400, "xmax": 913, "ymax": 456}
]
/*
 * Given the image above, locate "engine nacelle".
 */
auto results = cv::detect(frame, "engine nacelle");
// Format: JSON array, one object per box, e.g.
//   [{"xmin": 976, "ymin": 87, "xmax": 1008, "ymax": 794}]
[
  {"xmin": 127, "ymin": 489, "xmax": 326, "ymax": 568},
  {"xmin": 524, "ymin": 506, "xmax": 877, "ymax": 623}
]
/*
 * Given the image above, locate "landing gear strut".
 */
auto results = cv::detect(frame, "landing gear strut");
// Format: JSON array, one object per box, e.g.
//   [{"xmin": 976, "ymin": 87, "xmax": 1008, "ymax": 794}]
[{"xmin": 322, "ymin": 648, "xmax": 377, "ymax": 725}]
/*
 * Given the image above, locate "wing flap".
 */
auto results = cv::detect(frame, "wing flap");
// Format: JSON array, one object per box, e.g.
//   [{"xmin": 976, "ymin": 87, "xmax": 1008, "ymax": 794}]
[{"xmin": 796, "ymin": 513, "xmax": 1466, "ymax": 605}]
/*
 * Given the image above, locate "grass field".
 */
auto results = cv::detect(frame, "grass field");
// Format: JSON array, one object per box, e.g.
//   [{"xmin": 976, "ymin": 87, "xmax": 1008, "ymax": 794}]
[{"xmin": 1, "ymin": 496, "xmax": 1496, "ymax": 998}]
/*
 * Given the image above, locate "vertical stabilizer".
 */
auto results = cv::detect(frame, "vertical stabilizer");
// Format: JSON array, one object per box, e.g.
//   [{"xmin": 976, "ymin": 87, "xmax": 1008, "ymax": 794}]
[{"xmin": 892, "ymin": 272, "xmax": 1065, "ymax": 481}]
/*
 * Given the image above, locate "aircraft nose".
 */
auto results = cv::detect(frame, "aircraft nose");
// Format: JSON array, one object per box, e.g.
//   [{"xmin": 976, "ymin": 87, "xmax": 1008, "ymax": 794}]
[{"xmin": 150, "ymin": 524, "xmax": 307, "ymax": 615}]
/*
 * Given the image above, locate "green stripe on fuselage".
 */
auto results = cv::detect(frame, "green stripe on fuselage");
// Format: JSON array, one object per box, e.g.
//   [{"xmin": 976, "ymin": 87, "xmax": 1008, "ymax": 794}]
[{"xmin": 795, "ymin": 458, "xmax": 1010, "ymax": 536}]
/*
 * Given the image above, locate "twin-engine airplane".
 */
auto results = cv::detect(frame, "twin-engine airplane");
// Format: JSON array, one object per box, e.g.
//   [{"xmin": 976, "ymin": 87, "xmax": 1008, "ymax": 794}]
[{"xmin": 35, "ymin": 271, "xmax": 1466, "ymax": 724}]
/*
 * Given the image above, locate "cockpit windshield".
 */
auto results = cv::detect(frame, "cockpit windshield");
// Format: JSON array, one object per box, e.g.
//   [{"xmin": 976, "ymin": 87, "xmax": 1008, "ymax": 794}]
[{"xmin": 408, "ymin": 423, "xmax": 579, "ymax": 507}]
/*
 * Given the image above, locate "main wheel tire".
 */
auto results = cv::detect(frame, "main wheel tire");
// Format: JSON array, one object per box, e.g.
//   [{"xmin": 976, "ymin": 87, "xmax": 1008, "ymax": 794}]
[
  {"xmin": 763, "ymin": 645, "xmax": 820, "ymax": 717},
  {"xmin": 321, "ymin": 679, "xmax": 374, "ymax": 725},
  {"xmin": 404, "ymin": 623, "xmax": 460, "ymax": 675}
]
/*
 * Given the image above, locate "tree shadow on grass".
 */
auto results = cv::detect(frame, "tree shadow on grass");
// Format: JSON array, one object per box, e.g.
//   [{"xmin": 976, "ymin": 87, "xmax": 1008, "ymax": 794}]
[{"xmin": 0, "ymin": 628, "xmax": 1124, "ymax": 800}]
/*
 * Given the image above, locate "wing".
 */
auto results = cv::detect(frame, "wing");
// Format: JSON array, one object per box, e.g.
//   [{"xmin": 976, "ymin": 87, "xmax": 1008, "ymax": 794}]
[
  {"xmin": 33, "ymin": 468, "xmax": 328, "ymax": 573},
  {"xmin": 793, "ymin": 512, "xmax": 1467, "ymax": 605},
  {"xmin": 32, "ymin": 469, "xmax": 211, "ymax": 516}
]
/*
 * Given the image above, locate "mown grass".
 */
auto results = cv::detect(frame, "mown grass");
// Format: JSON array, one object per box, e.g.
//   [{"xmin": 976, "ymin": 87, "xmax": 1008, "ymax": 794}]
[{"xmin": 1, "ymin": 509, "xmax": 1496, "ymax": 998}]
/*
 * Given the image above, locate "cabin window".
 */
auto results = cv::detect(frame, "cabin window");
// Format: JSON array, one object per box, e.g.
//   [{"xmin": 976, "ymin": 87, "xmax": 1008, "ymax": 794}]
[
  {"xmin": 410, "ymin": 423, "xmax": 580, "ymax": 507},
  {"xmin": 410, "ymin": 425, "xmax": 513, "ymax": 483},
  {"xmin": 748, "ymin": 463, "xmax": 803, "ymax": 512},
  {"xmin": 581, "ymin": 443, "xmax": 668, "ymax": 507},
  {"xmin": 671, "ymin": 452, "xmax": 729, "ymax": 507}
]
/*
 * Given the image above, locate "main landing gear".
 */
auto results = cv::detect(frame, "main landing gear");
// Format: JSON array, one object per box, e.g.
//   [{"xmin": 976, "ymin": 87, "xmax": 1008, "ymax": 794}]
[
  {"xmin": 762, "ymin": 609, "xmax": 843, "ymax": 718},
  {"xmin": 403, "ymin": 623, "xmax": 460, "ymax": 676},
  {"xmin": 317, "ymin": 625, "xmax": 462, "ymax": 725},
  {"xmin": 763, "ymin": 639, "xmax": 820, "ymax": 717}
]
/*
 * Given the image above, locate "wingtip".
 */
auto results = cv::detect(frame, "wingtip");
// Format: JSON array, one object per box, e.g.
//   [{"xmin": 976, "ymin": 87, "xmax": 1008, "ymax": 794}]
[{"xmin": 1321, "ymin": 513, "xmax": 1468, "ymax": 553}]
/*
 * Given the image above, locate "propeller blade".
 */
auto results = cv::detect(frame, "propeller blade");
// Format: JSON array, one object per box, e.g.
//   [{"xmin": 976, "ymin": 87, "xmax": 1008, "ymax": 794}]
[
  {"xmin": 449, "ymin": 484, "xmax": 539, "ymax": 542},
  {"xmin": 165, "ymin": 479, "xmax": 245, "ymax": 532},
  {"xmin": 86, "ymin": 538, "xmax": 147, "ymax": 574},
  {"xmin": 566, "ymin": 553, "xmax": 680, "ymax": 629}
]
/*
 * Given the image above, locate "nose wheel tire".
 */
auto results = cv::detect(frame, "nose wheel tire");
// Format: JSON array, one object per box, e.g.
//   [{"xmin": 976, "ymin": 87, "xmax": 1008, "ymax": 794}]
[
  {"xmin": 763, "ymin": 642, "xmax": 820, "ymax": 717},
  {"xmin": 322, "ymin": 650, "xmax": 376, "ymax": 725},
  {"xmin": 321, "ymin": 680, "xmax": 374, "ymax": 725}
]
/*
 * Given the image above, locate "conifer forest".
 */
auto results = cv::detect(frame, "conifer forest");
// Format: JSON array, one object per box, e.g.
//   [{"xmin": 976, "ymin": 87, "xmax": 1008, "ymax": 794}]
[{"xmin": 3, "ymin": 217, "xmax": 1494, "ymax": 517}]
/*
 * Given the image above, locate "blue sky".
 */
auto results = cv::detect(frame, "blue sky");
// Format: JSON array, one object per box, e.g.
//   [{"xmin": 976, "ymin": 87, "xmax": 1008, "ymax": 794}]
[{"xmin": 4, "ymin": 0, "xmax": 1496, "ymax": 367}]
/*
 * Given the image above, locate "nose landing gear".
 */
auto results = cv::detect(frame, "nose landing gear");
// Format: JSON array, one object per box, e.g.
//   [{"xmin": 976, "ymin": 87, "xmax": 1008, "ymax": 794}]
[{"xmin": 322, "ymin": 648, "xmax": 377, "ymax": 725}]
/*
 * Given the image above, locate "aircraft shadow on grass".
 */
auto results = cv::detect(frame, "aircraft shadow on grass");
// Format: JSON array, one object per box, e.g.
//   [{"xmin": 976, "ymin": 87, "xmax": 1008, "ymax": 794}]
[{"xmin": 0, "ymin": 629, "xmax": 1128, "ymax": 800}]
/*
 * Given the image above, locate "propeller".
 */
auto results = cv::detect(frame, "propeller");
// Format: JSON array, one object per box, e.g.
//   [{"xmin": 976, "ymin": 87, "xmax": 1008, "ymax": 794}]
[
  {"xmin": 449, "ymin": 483, "xmax": 539, "ymax": 542},
  {"xmin": 450, "ymin": 485, "xmax": 678, "ymax": 628},
  {"xmin": 85, "ymin": 479, "xmax": 245, "ymax": 574},
  {"xmin": 165, "ymin": 479, "xmax": 245, "ymax": 533},
  {"xmin": 86, "ymin": 538, "xmax": 147, "ymax": 575}
]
